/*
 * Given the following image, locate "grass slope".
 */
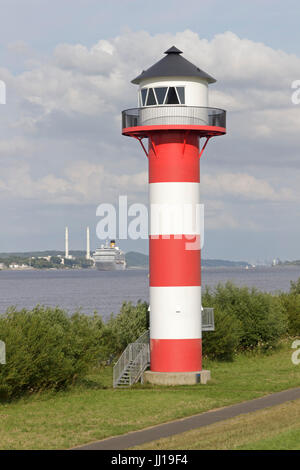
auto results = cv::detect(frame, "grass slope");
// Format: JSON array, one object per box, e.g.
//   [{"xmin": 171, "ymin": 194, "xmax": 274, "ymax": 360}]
[
  {"xmin": 133, "ymin": 399, "xmax": 300, "ymax": 450},
  {"xmin": 0, "ymin": 340, "xmax": 299, "ymax": 450}
]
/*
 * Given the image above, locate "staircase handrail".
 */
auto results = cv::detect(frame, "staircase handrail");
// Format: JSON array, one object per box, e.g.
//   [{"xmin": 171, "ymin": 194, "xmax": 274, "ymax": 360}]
[
  {"xmin": 113, "ymin": 329, "xmax": 150, "ymax": 387},
  {"xmin": 112, "ymin": 307, "xmax": 214, "ymax": 387}
]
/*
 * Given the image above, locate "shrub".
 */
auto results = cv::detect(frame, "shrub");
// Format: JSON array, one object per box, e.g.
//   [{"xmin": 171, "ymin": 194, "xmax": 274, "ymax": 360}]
[
  {"xmin": 202, "ymin": 283, "xmax": 288, "ymax": 352},
  {"xmin": 0, "ymin": 282, "xmax": 292, "ymax": 399},
  {"xmin": 280, "ymin": 292, "xmax": 300, "ymax": 337},
  {"xmin": 202, "ymin": 306, "xmax": 242, "ymax": 360},
  {"xmin": 290, "ymin": 278, "xmax": 300, "ymax": 295},
  {"xmin": 106, "ymin": 300, "xmax": 149, "ymax": 355},
  {"xmin": 0, "ymin": 306, "xmax": 104, "ymax": 399}
]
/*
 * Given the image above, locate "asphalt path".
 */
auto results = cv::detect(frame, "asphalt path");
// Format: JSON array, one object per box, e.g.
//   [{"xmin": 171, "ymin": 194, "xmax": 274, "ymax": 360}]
[{"xmin": 73, "ymin": 386, "xmax": 300, "ymax": 450}]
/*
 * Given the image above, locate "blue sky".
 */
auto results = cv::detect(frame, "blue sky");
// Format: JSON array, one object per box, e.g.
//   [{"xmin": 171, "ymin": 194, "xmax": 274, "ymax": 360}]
[
  {"xmin": 1, "ymin": 0, "xmax": 299, "ymax": 55},
  {"xmin": 0, "ymin": 0, "xmax": 300, "ymax": 263}
]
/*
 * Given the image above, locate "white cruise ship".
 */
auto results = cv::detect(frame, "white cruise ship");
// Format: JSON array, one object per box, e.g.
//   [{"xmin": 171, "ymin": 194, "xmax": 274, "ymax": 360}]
[{"xmin": 92, "ymin": 240, "xmax": 126, "ymax": 271}]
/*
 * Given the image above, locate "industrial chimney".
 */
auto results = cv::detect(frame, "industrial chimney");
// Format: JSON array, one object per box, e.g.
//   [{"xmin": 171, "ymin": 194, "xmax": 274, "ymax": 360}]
[
  {"xmin": 65, "ymin": 226, "xmax": 69, "ymax": 259},
  {"xmin": 86, "ymin": 226, "xmax": 91, "ymax": 260}
]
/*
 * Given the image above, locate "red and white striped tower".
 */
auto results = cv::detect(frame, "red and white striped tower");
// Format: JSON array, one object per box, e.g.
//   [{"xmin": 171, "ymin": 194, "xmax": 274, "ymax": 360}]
[{"xmin": 122, "ymin": 47, "xmax": 226, "ymax": 384}]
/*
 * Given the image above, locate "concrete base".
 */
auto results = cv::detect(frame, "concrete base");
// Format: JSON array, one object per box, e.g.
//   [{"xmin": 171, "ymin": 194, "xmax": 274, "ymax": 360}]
[{"xmin": 143, "ymin": 370, "xmax": 211, "ymax": 386}]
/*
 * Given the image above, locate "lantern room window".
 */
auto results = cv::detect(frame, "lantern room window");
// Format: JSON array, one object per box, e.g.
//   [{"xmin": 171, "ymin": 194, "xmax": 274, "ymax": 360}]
[
  {"xmin": 176, "ymin": 87, "xmax": 185, "ymax": 104},
  {"xmin": 154, "ymin": 87, "xmax": 168, "ymax": 104},
  {"xmin": 146, "ymin": 88, "xmax": 156, "ymax": 106},
  {"xmin": 165, "ymin": 87, "xmax": 179, "ymax": 104},
  {"xmin": 141, "ymin": 88, "xmax": 147, "ymax": 106},
  {"xmin": 140, "ymin": 86, "xmax": 185, "ymax": 106}
]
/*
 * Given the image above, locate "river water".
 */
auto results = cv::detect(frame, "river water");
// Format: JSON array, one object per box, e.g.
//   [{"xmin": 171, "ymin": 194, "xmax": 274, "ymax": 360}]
[{"xmin": 0, "ymin": 266, "xmax": 300, "ymax": 319}]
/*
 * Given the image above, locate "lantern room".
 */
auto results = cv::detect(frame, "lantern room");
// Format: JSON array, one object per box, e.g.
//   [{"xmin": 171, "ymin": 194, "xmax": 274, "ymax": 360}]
[{"xmin": 123, "ymin": 46, "xmax": 225, "ymax": 131}]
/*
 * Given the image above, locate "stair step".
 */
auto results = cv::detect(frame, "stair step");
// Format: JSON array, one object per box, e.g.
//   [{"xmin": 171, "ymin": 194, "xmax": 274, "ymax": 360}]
[{"xmin": 113, "ymin": 335, "xmax": 150, "ymax": 388}]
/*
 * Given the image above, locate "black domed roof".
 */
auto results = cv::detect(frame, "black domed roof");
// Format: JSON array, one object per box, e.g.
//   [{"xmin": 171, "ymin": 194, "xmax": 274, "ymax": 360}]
[{"xmin": 132, "ymin": 46, "xmax": 216, "ymax": 84}]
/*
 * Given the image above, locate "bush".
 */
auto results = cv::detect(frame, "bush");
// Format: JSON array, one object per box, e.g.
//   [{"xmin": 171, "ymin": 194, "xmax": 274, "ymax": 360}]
[
  {"xmin": 0, "ymin": 301, "xmax": 149, "ymax": 400},
  {"xmin": 0, "ymin": 283, "xmax": 292, "ymax": 399},
  {"xmin": 0, "ymin": 306, "xmax": 104, "ymax": 399},
  {"xmin": 290, "ymin": 278, "xmax": 300, "ymax": 295},
  {"xmin": 202, "ymin": 306, "xmax": 242, "ymax": 360},
  {"xmin": 280, "ymin": 285, "xmax": 300, "ymax": 336},
  {"xmin": 106, "ymin": 300, "xmax": 149, "ymax": 355},
  {"xmin": 202, "ymin": 283, "xmax": 288, "ymax": 353}
]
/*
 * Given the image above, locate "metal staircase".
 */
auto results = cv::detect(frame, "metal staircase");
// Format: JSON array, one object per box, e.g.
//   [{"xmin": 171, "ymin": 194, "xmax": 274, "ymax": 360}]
[
  {"xmin": 113, "ymin": 308, "xmax": 214, "ymax": 388},
  {"xmin": 202, "ymin": 307, "xmax": 215, "ymax": 331},
  {"xmin": 113, "ymin": 330, "xmax": 150, "ymax": 388}
]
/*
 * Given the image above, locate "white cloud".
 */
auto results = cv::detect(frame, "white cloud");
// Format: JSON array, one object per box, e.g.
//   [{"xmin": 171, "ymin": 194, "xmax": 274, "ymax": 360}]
[
  {"xmin": 7, "ymin": 41, "xmax": 31, "ymax": 56},
  {"xmin": 1, "ymin": 28, "xmax": 300, "ymax": 248},
  {"xmin": 0, "ymin": 161, "xmax": 147, "ymax": 205},
  {"xmin": 3, "ymin": 29, "xmax": 298, "ymax": 145},
  {"xmin": 53, "ymin": 41, "xmax": 116, "ymax": 75},
  {"xmin": 202, "ymin": 172, "xmax": 295, "ymax": 202},
  {"xmin": 2, "ymin": 30, "xmax": 298, "ymax": 140},
  {"xmin": 0, "ymin": 137, "xmax": 34, "ymax": 157}
]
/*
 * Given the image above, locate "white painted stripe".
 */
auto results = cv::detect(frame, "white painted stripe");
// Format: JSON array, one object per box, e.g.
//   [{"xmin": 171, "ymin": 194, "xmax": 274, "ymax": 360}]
[
  {"xmin": 150, "ymin": 182, "xmax": 201, "ymax": 236},
  {"xmin": 150, "ymin": 286, "xmax": 202, "ymax": 340}
]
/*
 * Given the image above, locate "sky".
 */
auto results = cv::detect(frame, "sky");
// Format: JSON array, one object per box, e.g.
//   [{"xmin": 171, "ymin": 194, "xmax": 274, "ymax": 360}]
[{"xmin": 0, "ymin": 0, "xmax": 300, "ymax": 263}]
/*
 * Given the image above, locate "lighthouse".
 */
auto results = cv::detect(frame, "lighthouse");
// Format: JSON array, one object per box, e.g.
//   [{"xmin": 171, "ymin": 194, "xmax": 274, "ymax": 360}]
[{"xmin": 122, "ymin": 47, "xmax": 226, "ymax": 385}]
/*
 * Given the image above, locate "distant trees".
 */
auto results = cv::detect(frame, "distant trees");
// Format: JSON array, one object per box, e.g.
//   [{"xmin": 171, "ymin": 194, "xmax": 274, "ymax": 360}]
[
  {"xmin": 0, "ymin": 255, "xmax": 94, "ymax": 269},
  {"xmin": 50, "ymin": 256, "xmax": 62, "ymax": 265},
  {"xmin": 30, "ymin": 258, "xmax": 52, "ymax": 269}
]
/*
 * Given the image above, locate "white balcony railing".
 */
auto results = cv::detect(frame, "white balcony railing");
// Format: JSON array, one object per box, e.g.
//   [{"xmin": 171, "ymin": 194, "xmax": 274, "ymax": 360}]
[{"xmin": 122, "ymin": 106, "xmax": 226, "ymax": 130}]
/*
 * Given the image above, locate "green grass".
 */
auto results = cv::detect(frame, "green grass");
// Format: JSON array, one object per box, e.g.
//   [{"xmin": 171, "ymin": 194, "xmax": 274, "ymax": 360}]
[
  {"xmin": 238, "ymin": 427, "xmax": 300, "ymax": 450},
  {"xmin": 133, "ymin": 399, "xmax": 300, "ymax": 450},
  {"xmin": 0, "ymin": 339, "xmax": 299, "ymax": 450}
]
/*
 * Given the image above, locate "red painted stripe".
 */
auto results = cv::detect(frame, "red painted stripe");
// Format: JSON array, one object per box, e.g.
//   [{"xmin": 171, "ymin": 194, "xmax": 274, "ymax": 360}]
[
  {"xmin": 150, "ymin": 235, "xmax": 201, "ymax": 286},
  {"xmin": 148, "ymin": 132, "xmax": 200, "ymax": 183},
  {"xmin": 122, "ymin": 125, "xmax": 226, "ymax": 137},
  {"xmin": 150, "ymin": 338, "xmax": 202, "ymax": 372}
]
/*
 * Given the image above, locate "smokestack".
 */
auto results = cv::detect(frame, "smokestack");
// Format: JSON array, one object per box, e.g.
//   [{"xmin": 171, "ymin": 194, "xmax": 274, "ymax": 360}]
[
  {"xmin": 86, "ymin": 226, "xmax": 90, "ymax": 260},
  {"xmin": 65, "ymin": 226, "xmax": 69, "ymax": 258}
]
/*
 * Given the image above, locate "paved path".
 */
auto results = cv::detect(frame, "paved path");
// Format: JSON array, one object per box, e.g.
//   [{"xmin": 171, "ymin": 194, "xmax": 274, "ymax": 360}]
[{"xmin": 74, "ymin": 387, "xmax": 300, "ymax": 450}]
